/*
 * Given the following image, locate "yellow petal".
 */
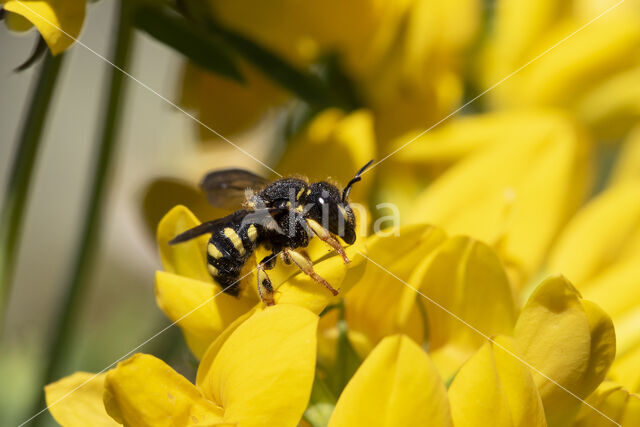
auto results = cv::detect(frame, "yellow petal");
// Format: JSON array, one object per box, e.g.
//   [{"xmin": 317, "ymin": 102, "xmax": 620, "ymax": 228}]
[
  {"xmin": 581, "ymin": 259, "xmax": 640, "ymax": 356},
  {"xmin": 574, "ymin": 381, "xmax": 640, "ymax": 427},
  {"xmin": 514, "ymin": 18, "xmax": 640, "ymax": 108},
  {"xmin": 407, "ymin": 111, "xmax": 592, "ymax": 287},
  {"xmin": 609, "ymin": 126, "xmax": 640, "ymax": 185},
  {"xmin": 392, "ymin": 110, "xmax": 563, "ymax": 165},
  {"xmin": 328, "ymin": 335, "xmax": 452, "ymax": 427},
  {"xmin": 482, "ymin": 1, "xmax": 640, "ymax": 127},
  {"xmin": 155, "ymin": 271, "xmax": 254, "ymax": 359},
  {"xmin": 345, "ymin": 225, "xmax": 447, "ymax": 358},
  {"xmin": 157, "ymin": 205, "xmax": 212, "ymax": 283},
  {"xmin": 406, "ymin": 236, "xmax": 517, "ymax": 378},
  {"xmin": 198, "ymin": 305, "xmax": 318, "ymax": 427},
  {"xmin": 578, "ymin": 67, "xmax": 640, "ymax": 140},
  {"xmin": 274, "ymin": 241, "xmax": 367, "ymax": 314},
  {"xmin": 514, "ymin": 276, "xmax": 616, "ymax": 425},
  {"xmin": 4, "ymin": 0, "xmax": 85, "ymax": 55},
  {"xmin": 610, "ymin": 344, "xmax": 640, "ymax": 392},
  {"xmin": 45, "ymin": 372, "xmax": 118, "ymax": 427},
  {"xmin": 104, "ymin": 354, "xmax": 224, "ymax": 427},
  {"xmin": 448, "ymin": 336, "xmax": 547, "ymax": 427},
  {"xmin": 277, "ymin": 109, "xmax": 376, "ymax": 203},
  {"xmin": 210, "ymin": 0, "xmax": 388, "ymax": 67},
  {"xmin": 547, "ymin": 179, "xmax": 640, "ymax": 286}
]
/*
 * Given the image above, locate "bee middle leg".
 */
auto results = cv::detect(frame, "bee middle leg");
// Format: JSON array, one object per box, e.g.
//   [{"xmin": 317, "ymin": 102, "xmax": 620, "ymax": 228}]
[
  {"xmin": 283, "ymin": 248, "xmax": 339, "ymax": 296},
  {"xmin": 305, "ymin": 219, "xmax": 350, "ymax": 264},
  {"xmin": 256, "ymin": 252, "xmax": 278, "ymax": 306}
]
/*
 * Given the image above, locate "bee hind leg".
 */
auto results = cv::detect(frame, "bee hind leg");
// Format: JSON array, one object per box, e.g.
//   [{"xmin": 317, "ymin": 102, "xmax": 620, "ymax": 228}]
[
  {"xmin": 305, "ymin": 219, "xmax": 350, "ymax": 264},
  {"xmin": 283, "ymin": 248, "xmax": 339, "ymax": 296},
  {"xmin": 256, "ymin": 252, "xmax": 278, "ymax": 306}
]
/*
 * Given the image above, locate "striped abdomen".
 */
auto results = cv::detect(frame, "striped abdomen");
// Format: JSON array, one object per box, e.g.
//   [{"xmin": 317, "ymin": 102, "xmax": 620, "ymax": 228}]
[{"xmin": 207, "ymin": 222, "xmax": 260, "ymax": 296}]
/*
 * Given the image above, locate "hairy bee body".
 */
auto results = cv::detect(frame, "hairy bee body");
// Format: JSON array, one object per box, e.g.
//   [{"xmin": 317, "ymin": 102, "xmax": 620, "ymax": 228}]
[
  {"xmin": 205, "ymin": 210, "xmax": 260, "ymax": 296},
  {"xmin": 206, "ymin": 178, "xmax": 313, "ymax": 296}
]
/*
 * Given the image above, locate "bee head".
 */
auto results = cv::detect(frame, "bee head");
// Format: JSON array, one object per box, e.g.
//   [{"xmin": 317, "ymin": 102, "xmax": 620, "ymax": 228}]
[
  {"xmin": 304, "ymin": 160, "xmax": 373, "ymax": 245},
  {"xmin": 305, "ymin": 182, "xmax": 357, "ymax": 244}
]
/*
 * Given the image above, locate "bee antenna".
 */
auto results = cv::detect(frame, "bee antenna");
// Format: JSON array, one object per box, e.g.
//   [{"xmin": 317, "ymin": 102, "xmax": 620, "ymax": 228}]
[{"xmin": 342, "ymin": 159, "xmax": 374, "ymax": 202}]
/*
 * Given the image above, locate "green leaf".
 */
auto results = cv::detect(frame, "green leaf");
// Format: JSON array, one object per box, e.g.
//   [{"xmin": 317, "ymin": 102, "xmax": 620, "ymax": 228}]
[{"xmin": 133, "ymin": 5, "xmax": 243, "ymax": 83}]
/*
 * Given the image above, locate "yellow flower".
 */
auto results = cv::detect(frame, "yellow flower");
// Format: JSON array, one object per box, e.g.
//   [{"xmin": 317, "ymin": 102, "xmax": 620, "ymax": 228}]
[
  {"xmin": 448, "ymin": 336, "xmax": 547, "ymax": 427},
  {"xmin": 480, "ymin": 0, "xmax": 640, "ymax": 139},
  {"xmin": 573, "ymin": 381, "xmax": 640, "ymax": 426},
  {"xmin": 184, "ymin": 1, "xmax": 480, "ymax": 144},
  {"xmin": 329, "ymin": 274, "xmax": 615, "ymax": 427},
  {"xmin": 344, "ymin": 224, "xmax": 448, "ymax": 359},
  {"xmin": 46, "ymin": 304, "xmax": 319, "ymax": 427},
  {"xmin": 547, "ymin": 178, "xmax": 640, "ymax": 391},
  {"xmin": 513, "ymin": 276, "xmax": 615, "ymax": 425},
  {"xmin": 395, "ymin": 110, "xmax": 593, "ymax": 288},
  {"xmin": 155, "ymin": 205, "xmax": 366, "ymax": 358},
  {"xmin": 2, "ymin": 0, "xmax": 85, "ymax": 54},
  {"xmin": 328, "ymin": 335, "xmax": 453, "ymax": 426},
  {"xmin": 343, "ymin": 226, "xmax": 518, "ymax": 378},
  {"xmin": 400, "ymin": 235, "xmax": 518, "ymax": 378}
]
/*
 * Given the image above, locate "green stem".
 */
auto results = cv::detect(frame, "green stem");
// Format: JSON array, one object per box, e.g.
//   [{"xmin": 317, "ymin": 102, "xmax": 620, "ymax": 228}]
[
  {"xmin": 31, "ymin": 0, "xmax": 134, "ymax": 423},
  {"xmin": 0, "ymin": 52, "xmax": 64, "ymax": 332}
]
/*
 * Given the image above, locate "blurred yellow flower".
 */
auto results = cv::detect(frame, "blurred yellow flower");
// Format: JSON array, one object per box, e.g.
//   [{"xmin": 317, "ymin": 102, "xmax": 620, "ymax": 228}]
[
  {"xmin": 480, "ymin": 0, "xmax": 640, "ymax": 139},
  {"xmin": 46, "ymin": 304, "xmax": 319, "ymax": 427},
  {"xmin": 2, "ymin": 0, "xmax": 85, "ymax": 54},
  {"xmin": 396, "ymin": 110, "xmax": 593, "ymax": 288},
  {"xmin": 179, "ymin": 60, "xmax": 289, "ymax": 139},
  {"xmin": 184, "ymin": 0, "xmax": 481, "ymax": 144},
  {"xmin": 277, "ymin": 108, "xmax": 376, "ymax": 203}
]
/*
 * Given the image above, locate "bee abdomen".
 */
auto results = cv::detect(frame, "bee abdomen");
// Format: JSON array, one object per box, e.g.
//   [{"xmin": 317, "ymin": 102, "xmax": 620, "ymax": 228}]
[{"xmin": 207, "ymin": 223, "xmax": 260, "ymax": 296}]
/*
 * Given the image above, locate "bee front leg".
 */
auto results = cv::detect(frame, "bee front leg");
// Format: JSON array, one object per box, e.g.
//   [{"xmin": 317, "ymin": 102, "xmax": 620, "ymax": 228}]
[
  {"xmin": 283, "ymin": 248, "xmax": 339, "ymax": 296},
  {"xmin": 305, "ymin": 219, "xmax": 350, "ymax": 264}
]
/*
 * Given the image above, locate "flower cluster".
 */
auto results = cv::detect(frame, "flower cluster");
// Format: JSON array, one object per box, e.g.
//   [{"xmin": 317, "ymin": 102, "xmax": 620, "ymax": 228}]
[{"xmin": 45, "ymin": 197, "xmax": 638, "ymax": 426}]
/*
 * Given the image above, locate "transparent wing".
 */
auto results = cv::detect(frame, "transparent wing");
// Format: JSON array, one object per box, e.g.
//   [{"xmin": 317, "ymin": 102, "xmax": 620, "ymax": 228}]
[{"xmin": 199, "ymin": 168, "xmax": 271, "ymax": 209}]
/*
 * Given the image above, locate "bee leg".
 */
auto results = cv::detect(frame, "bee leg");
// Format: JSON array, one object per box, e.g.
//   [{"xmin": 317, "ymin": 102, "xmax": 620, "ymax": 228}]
[
  {"xmin": 305, "ymin": 219, "xmax": 350, "ymax": 264},
  {"xmin": 256, "ymin": 251, "xmax": 279, "ymax": 306},
  {"xmin": 283, "ymin": 248, "xmax": 339, "ymax": 296},
  {"xmin": 257, "ymin": 264, "xmax": 275, "ymax": 306}
]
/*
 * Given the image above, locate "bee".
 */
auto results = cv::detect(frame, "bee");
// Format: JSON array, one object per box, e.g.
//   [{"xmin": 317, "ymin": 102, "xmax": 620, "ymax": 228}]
[{"xmin": 169, "ymin": 160, "xmax": 373, "ymax": 306}]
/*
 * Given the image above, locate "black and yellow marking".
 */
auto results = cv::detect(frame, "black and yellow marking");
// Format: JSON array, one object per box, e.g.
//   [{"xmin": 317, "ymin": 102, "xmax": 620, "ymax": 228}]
[{"xmin": 207, "ymin": 222, "xmax": 261, "ymax": 296}]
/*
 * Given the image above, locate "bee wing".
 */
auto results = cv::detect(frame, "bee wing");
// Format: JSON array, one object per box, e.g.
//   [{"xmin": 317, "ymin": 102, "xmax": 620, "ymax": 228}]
[
  {"xmin": 168, "ymin": 210, "xmax": 248, "ymax": 244},
  {"xmin": 169, "ymin": 208, "xmax": 286, "ymax": 245},
  {"xmin": 200, "ymin": 168, "xmax": 271, "ymax": 209}
]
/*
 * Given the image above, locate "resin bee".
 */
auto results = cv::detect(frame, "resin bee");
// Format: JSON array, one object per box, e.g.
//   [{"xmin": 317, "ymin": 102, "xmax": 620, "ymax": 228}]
[{"xmin": 169, "ymin": 160, "xmax": 373, "ymax": 305}]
